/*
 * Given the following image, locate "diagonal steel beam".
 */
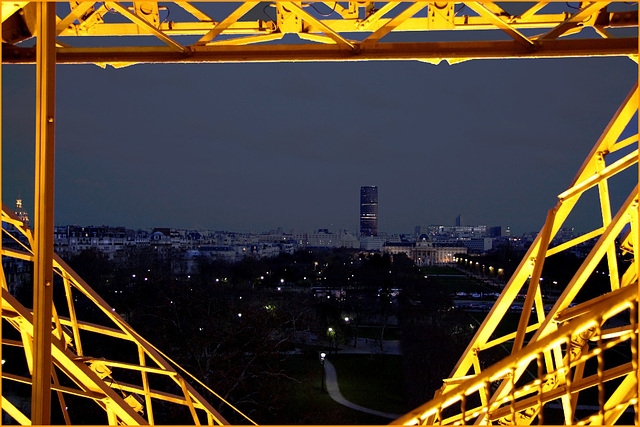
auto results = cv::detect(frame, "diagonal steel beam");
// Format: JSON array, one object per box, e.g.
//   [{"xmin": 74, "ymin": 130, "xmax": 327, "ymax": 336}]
[
  {"xmin": 465, "ymin": 2, "xmax": 535, "ymax": 48},
  {"xmin": 283, "ymin": 2, "xmax": 356, "ymax": 50},
  {"xmin": 357, "ymin": 1, "xmax": 400, "ymax": 30},
  {"xmin": 519, "ymin": 1, "xmax": 550, "ymax": 21},
  {"xmin": 106, "ymin": 2, "xmax": 188, "ymax": 52},
  {"xmin": 363, "ymin": 2, "xmax": 428, "ymax": 45},
  {"xmin": 176, "ymin": 1, "xmax": 214, "ymax": 22},
  {"xmin": 558, "ymin": 149, "xmax": 638, "ymax": 202},
  {"xmin": 540, "ymin": 1, "xmax": 611, "ymax": 40},
  {"xmin": 513, "ymin": 208, "xmax": 555, "ymax": 352},
  {"xmin": 195, "ymin": 1, "xmax": 258, "ymax": 45},
  {"xmin": 205, "ymin": 33, "xmax": 284, "ymax": 46},
  {"xmin": 56, "ymin": 1, "xmax": 95, "ymax": 36}
]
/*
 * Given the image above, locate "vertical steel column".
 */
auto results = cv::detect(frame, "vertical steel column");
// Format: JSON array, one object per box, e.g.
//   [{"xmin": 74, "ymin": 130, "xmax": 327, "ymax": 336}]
[
  {"xmin": 637, "ymin": 35, "xmax": 640, "ymax": 427},
  {"xmin": 0, "ymin": 3, "xmax": 3, "ymax": 418},
  {"xmin": 31, "ymin": 1, "xmax": 56, "ymax": 424}
]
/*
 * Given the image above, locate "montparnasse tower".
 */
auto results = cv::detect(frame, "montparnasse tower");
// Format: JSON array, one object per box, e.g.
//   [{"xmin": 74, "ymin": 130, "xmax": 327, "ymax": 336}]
[
  {"xmin": 360, "ymin": 186, "xmax": 378, "ymax": 237},
  {"xmin": 15, "ymin": 197, "xmax": 30, "ymax": 229}
]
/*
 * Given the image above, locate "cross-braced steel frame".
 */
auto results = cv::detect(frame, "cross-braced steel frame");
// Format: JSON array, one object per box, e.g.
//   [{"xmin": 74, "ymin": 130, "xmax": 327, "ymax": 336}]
[
  {"xmin": 2, "ymin": 208, "xmax": 238, "ymax": 425},
  {"xmin": 0, "ymin": 1, "xmax": 637, "ymax": 425},
  {"xmin": 393, "ymin": 83, "xmax": 640, "ymax": 426}
]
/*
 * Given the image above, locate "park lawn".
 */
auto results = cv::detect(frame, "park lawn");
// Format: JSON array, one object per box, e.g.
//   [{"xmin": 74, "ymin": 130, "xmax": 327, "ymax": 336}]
[
  {"xmin": 420, "ymin": 266, "xmax": 500, "ymax": 294},
  {"xmin": 355, "ymin": 325, "xmax": 401, "ymax": 340},
  {"xmin": 329, "ymin": 353, "xmax": 409, "ymax": 415},
  {"xmin": 272, "ymin": 354, "xmax": 391, "ymax": 425},
  {"xmin": 421, "ymin": 266, "xmax": 461, "ymax": 275},
  {"xmin": 434, "ymin": 276, "xmax": 499, "ymax": 294}
]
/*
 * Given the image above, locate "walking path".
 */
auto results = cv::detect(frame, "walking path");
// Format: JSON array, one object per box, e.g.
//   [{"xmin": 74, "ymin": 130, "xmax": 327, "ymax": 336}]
[{"xmin": 323, "ymin": 359, "xmax": 402, "ymax": 420}]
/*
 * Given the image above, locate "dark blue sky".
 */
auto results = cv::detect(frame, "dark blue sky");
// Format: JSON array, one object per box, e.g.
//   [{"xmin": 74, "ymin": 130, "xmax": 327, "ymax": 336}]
[{"xmin": 3, "ymin": 55, "xmax": 637, "ymax": 234}]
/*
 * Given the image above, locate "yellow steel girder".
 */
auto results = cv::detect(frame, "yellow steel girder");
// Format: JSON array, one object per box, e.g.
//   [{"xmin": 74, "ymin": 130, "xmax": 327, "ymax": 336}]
[
  {"xmin": 0, "ymin": 1, "xmax": 637, "ymax": 425},
  {"xmin": 0, "ymin": 206, "xmax": 247, "ymax": 425},
  {"xmin": 0, "ymin": 2, "xmax": 637, "ymax": 65},
  {"xmin": 394, "ymin": 83, "xmax": 639, "ymax": 425}
]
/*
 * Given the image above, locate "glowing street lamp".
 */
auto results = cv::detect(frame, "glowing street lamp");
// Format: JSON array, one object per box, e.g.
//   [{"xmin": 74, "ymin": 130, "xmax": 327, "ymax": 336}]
[
  {"xmin": 327, "ymin": 328, "xmax": 336, "ymax": 353},
  {"xmin": 319, "ymin": 352, "xmax": 327, "ymax": 391}
]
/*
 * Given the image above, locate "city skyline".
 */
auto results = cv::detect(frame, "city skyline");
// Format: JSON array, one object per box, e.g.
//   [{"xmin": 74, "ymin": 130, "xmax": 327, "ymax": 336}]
[
  {"xmin": 11, "ymin": 193, "xmax": 580, "ymax": 239},
  {"xmin": 3, "ymin": 57, "xmax": 637, "ymax": 236}
]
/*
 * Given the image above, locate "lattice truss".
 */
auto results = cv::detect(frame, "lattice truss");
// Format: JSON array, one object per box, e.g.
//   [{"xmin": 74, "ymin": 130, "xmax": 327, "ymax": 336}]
[
  {"xmin": 1, "ymin": 212, "xmax": 256, "ymax": 424},
  {"xmin": 0, "ymin": 1, "xmax": 638, "ymax": 426},
  {"xmin": 0, "ymin": 1, "xmax": 638, "ymax": 64},
  {"xmin": 393, "ymin": 85, "xmax": 640, "ymax": 425}
]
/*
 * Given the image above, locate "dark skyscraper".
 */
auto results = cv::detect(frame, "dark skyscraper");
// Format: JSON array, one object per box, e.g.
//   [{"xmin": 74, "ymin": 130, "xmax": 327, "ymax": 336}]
[{"xmin": 360, "ymin": 186, "xmax": 378, "ymax": 236}]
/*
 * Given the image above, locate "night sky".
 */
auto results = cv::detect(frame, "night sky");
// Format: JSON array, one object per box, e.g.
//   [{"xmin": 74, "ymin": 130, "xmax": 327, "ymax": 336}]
[{"xmin": 3, "ymin": 54, "xmax": 637, "ymax": 235}]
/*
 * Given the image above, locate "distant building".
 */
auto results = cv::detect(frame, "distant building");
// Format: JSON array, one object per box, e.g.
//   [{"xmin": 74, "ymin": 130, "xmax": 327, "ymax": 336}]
[
  {"xmin": 15, "ymin": 198, "xmax": 30, "ymax": 229},
  {"xmin": 463, "ymin": 237, "xmax": 493, "ymax": 253},
  {"xmin": 383, "ymin": 236, "xmax": 467, "ymax": 266},
  {"xmin": 455, "ymin": 214, "xmax": 462, "ymax": 226},
  {"xmin": 488, "ymin": 226, "xmax": 511, "ymax": 237},
  {"xmin": 360, "ymin": 235, "xmax": 387, "ymax": 251},
  {"xmin": 360, "ymin": 186, "xmax": 378, "ymax": 236},
  {"xmin": 426, "ymin": 225, "xmax": 487, "ymax": 238}
]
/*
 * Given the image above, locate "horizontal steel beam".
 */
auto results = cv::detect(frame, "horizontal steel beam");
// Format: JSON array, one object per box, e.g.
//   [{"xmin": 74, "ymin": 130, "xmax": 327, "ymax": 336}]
[{"xmin": 3, "ymin": 37, "xmax": 636, "ymax": 65}]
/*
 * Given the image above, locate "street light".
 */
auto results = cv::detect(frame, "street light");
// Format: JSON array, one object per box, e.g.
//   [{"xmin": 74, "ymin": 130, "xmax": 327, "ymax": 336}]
[
  {"xmin": 319, "ymin": 352, "xmax": 327, "ymax": 391},
  {"xmin": 327, "ymin": 328, "xmax": 336, "ymax": 353}
]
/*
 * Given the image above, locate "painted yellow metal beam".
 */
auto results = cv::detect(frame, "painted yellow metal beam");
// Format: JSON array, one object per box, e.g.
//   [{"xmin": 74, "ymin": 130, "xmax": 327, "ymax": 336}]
[
  {"xmin": 0, "ymin": 2, "xmax": 637, "ymax": 425},
  {"xmin": 362, "ymin": 2, "xmax": 428, "ymax": 45},
  {"xmin": 397, "ymin": 76, "xmax": 639, "ymax": 424},
  {"xmin": 464, "ymin": 2, "xmax": 535, "ymax": 48},
  {"xmin": 539, "ymin": 1, "xmax": 612, "ymax": 40},
  {"xmin": 106, "ymin": 1, "xmax": 188, "ymax": 52},
  {"xmin": 2, "ymin": 37, "xmax": 636, "ymax": 65},
  {"xmin": 31, "ymin": 2, "xmax": 56, "ymax": 423},
  {"xmin": 195, "ymin": 1, "xmax": 257, "ymax": 45}
]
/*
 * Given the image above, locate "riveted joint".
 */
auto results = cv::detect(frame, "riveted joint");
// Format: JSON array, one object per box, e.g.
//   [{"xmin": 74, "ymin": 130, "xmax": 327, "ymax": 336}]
[
  {"xmin": 529, "ymin": 40, "xmax": 542, "ymax": 52},
  {"xmin": 183, "ymin": 45, "xmax": 195, "ymax": 57},
  {"xmin": 596, "ymin": 150, "xmax": 608, "ymax": 161}
]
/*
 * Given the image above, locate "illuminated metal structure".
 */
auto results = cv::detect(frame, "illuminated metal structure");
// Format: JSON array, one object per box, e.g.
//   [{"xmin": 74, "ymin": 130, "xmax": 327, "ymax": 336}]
[
  {"xmin": 395, "ymin": 84, "xmax": 640, "ymax": 426},
  {"xmin": 0, "ymin": 0, "xmax": 636, "ymax": 424}
]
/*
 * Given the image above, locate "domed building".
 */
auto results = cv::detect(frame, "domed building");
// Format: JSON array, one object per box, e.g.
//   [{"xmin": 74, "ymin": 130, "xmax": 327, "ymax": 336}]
[{"xmin": 383, "ymin": 234, "xmax": 467, "ymax": 266}]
